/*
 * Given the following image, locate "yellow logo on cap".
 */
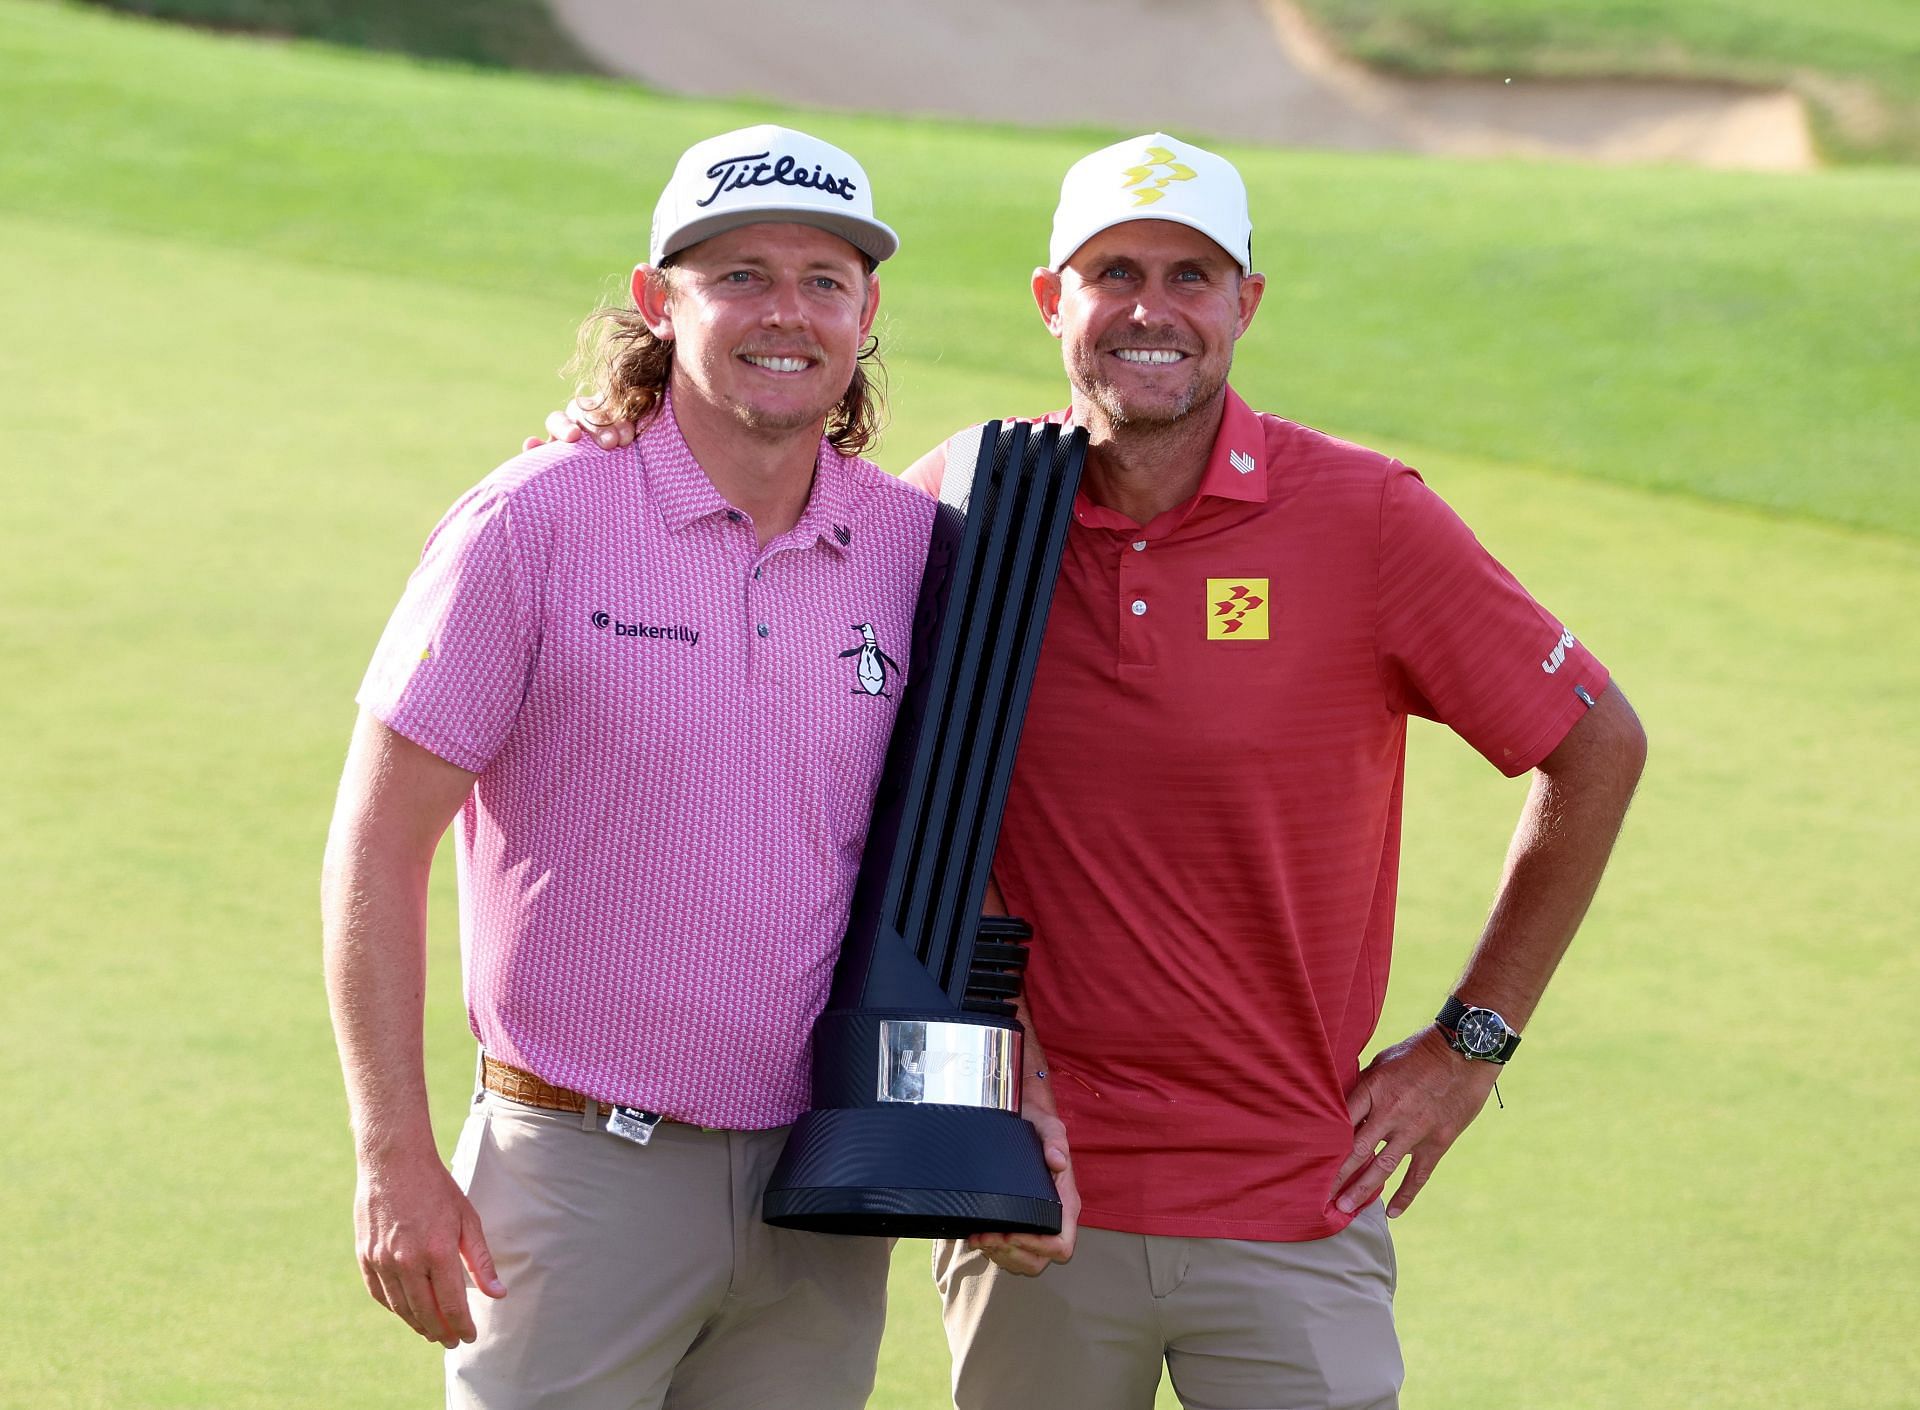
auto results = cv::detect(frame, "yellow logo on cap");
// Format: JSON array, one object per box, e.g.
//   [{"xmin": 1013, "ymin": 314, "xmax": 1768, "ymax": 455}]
[
  {"xmin": 1206, "ymin": 579, "xmax": 1269, "ymax": 640},
  {"xmin": 1121, "ymin": 147, "xmax": 1196, "ymax": 208}
]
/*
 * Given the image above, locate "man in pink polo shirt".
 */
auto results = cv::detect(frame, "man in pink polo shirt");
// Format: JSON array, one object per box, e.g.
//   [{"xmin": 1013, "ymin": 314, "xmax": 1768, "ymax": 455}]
[
  {"xmin": 320, "ymin": 126, "xmax": 939, "ymax": 1408},
  {"xmin": 548, "ymin": 133, "xmax": 1646, "ymax": 1408}
]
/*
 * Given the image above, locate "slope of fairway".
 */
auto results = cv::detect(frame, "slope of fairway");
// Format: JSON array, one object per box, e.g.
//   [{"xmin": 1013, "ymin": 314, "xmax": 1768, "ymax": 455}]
[
  {"xmin": 4, "ymin": 1, "xmax": 1917, "ymax": 537},
  {"xmin": 2, "ymin": 7, "xmax": 1916, "ymax": 1409},
  {"xmin": 1296, "ymin": 0, "xmax": 1920, "ymax": 160}
]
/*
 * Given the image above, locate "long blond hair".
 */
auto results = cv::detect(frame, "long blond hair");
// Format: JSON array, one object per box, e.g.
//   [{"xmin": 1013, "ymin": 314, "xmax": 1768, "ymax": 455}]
[{"xmin": 566, "ymin": 268, "xmax": 888, "ymax": 458}]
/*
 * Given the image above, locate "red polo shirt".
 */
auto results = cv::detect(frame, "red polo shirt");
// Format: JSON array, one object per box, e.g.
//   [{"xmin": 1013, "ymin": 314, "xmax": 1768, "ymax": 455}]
[{"xmin": 905, "ymin": 388, "xmax": 1607, "ymax": 1239}]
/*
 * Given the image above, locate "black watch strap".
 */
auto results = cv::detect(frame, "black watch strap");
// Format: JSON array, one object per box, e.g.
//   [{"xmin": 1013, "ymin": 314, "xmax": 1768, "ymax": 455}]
[{"xmin": 1435, "ymin": 996, "xmax": 1522, "ymax": 1063}]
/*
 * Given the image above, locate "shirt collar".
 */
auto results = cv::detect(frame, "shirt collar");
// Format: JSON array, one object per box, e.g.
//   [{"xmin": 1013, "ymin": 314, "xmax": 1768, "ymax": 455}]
[
  {"xmin": 1193, "ymin": 386, "xmax": 1268, "ymax": 504},
  {"xmin": 791, "ymin": 443, "xmax": 859, "ymax": 557},
  {"xmin": 638, "ymin": 390, "xmax": 857, "ymax": 556}
]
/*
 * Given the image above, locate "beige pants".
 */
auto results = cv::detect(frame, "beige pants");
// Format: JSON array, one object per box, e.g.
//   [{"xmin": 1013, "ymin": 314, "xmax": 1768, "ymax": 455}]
[
  {"xmin": 445, "ymin": 1089, "xmax": 890, "ymax": 1410},
  {"xmin": 935, "ymin": 1207, "xmax": 1401, "ymax": 1410}
]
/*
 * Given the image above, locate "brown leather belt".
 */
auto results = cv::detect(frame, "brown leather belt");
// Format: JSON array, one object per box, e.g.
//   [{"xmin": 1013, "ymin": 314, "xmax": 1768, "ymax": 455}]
[{"xmin": 481, "ymin": 1055, "xmax": 663, "ymax": 1119}]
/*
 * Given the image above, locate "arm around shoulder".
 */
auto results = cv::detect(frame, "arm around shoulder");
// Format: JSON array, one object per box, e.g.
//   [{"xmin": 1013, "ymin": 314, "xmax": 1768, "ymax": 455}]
[{"xmin": 899, "ymin": 441, "xmax": 949, "ymax": 498}]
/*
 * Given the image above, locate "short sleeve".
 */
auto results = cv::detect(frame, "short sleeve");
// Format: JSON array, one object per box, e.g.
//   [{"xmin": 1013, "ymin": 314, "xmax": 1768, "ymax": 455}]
[
  {"xmin": 355, "ymin": 484, "xmax": 540, "ymax": 773},
  {"xmin": 1377, "ymin": 466, "xmax": 1610, "ymax": 776}
]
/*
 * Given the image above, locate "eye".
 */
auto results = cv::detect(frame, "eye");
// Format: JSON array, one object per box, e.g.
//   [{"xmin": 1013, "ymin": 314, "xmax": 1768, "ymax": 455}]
[{"xmin": 809, "ymin": 275, "xmax": 845, "ymax": 291}]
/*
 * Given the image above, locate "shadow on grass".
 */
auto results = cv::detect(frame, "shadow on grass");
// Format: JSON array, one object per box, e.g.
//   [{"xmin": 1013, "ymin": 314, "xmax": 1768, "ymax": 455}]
[{"xmin": 76, "ymin": 0, "xmax": 600, "ymax": 73}]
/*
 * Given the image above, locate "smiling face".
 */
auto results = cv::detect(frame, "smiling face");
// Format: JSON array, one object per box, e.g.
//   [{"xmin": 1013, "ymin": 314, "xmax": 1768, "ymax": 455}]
[
  {"xmin": 1035, "ymin": 219, "xmax": 1264, "ymax": 432},
  {"xmin": 635, "ymin": 221, "xmax": 879, "ymax": 441}
]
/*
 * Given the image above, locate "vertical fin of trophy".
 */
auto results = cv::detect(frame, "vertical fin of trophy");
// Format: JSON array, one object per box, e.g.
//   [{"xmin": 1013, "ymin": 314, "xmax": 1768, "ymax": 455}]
[
  {"xmin": 924, "ymin": 423, "xmax": 1071, "ymax": 1001},
  {"xmin": 896, "ymin": 422, "xmax": 1025, "ymax": 982},
  {"xmin": 911, "ymin": 421, "xmax": 1034, "ymax": 995},
  {"xmin": 948, "ymin": 425, "xmax": 1078, "ymax": 1001},
  {"xmin": 762, "ymin": 420, "xmax": 1087, "ymax": 1238}
]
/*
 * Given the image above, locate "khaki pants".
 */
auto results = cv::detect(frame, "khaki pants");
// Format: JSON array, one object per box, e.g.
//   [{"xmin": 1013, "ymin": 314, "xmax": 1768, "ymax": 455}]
[
  {"xmin": 936, "ymin": 1207, "xmax": 1401, "ymax": 1410},
  {"xmin": 446, "ymin": 1089, "xmax": 891, "ymax": 1410}
]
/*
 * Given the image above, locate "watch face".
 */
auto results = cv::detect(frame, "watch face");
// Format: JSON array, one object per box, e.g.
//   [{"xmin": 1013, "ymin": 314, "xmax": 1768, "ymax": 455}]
[{"xmin": 1456, "ymin": 1008, "xmax": 1507, "ymax": 1057}]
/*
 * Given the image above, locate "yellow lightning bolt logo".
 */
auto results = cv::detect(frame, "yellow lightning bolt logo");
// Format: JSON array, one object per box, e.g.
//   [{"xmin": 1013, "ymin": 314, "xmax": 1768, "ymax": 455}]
[
  {"xmin": 1206, "ymin": 579, "xmax": 1269, "ymax": 640},
  {"xmin": 1120, "ymin": 147, "xmax": 1197, "ymax": 207}
]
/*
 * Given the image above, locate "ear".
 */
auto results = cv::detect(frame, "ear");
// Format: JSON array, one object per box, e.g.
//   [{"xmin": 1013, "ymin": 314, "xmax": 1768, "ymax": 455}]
[
  {"xmin": 859, "ymin": 272, "xmax": 881, "ymax": 340},
  {"xmin": 633, "ymin": 264, "xmax": 674, "ymax": 340},
  {"xmin": 1031, "ymin": 267, "xmax": 1064, "ymax": 338},
  {"xmin": 1233, "ymin": 272, "xmax": 1266, "ymax": 340}
]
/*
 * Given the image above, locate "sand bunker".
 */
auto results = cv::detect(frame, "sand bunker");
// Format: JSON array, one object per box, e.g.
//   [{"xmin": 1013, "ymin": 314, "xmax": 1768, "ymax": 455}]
[{"xmin": 550, "ymin": 0, "xmax": 1813, "ymax": 170}]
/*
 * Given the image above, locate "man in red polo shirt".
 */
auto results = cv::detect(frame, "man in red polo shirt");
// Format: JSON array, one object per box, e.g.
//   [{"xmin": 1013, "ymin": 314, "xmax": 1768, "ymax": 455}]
[
  {"xmin": 543, "ymin": 132, "xmax": 1646, "ymax": 1409},
  {"xmin": 904, "ymin": 134, "xmax": 1648, "ymax": 1410}
]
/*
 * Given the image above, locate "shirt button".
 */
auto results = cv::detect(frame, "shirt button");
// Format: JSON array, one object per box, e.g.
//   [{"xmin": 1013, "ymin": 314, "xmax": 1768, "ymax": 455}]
[
  {"xmin": 757, "ymin": 623, "xmax": 770, "ymax": 638},
  {"xmin": 1130, "ymin": 599, "xmax": 1148, "ymax": 616},
  {"xmin": 727, "ymin": 510, "xmax": 744, "ymax": 524},
  {"xmin": 1132, "ymin": 540, "xmax": 1147, "ymax": 552},
  {"xmin": 753, "ymin": 567, "xmax": 762, "ymax": 580}
]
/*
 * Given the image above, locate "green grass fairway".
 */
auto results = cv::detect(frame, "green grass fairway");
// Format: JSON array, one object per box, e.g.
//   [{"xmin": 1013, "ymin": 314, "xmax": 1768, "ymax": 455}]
[
  {"xmin": 1297, "ymin": 0, "xmax": 1920, "ymax": 161},
  {"xmin": 3, "ymin": 5, "xmax": 1917, "ymax": 1407},
  {"xmin": 7, "ymin": 4, "xmax": 1916, "ymax": 537}
]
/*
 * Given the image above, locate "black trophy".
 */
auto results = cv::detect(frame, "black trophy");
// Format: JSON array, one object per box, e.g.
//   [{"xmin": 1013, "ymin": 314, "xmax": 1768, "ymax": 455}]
[{"xmin": 761, "ymin": 419, "xmax": 1088, "ymax": 1238}]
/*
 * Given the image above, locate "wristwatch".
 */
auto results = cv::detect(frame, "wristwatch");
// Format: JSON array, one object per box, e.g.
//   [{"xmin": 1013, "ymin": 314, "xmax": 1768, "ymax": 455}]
[{"xmin": 1436, "ymin": 996, "xmax": 1521, "ymax": 1064}]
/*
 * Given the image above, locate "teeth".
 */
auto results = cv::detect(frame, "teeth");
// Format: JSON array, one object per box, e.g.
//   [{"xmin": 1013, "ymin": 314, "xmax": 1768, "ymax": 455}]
[
  {"xmin": 1114, "ymin": 349, "xmax": 1185, "ymax": 364},
  {"xmin": 745, "ymin": 355, "xmax": 810, "ymax": 372}
]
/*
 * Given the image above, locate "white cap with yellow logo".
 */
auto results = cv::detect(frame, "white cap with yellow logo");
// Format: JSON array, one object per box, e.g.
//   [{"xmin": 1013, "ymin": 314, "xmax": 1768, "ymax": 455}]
[{"xmin": 1047, "ymin": 132, "xmax": 1252, "ymax": 275}]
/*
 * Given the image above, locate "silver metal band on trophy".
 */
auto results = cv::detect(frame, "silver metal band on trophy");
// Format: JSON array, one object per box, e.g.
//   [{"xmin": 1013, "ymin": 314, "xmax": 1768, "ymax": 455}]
[{"xmin": 877, "ymin": 1019, "xmax": 1022, "ymax": 1110}]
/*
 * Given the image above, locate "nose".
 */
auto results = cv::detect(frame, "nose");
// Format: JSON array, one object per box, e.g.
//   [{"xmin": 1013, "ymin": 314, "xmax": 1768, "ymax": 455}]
[
  {"xmin": 763, "ymin": 275, "xmax": 809, "ymax": 329},
  {"xmin": 1129, "ymin": 285, "xmax": 1173, "ymax": 326}
]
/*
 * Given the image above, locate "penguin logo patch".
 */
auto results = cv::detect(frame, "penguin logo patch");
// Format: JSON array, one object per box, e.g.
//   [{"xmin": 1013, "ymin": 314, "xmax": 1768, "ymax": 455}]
[
  {"xmin": 840, "ymin": 623, "xmax": 900, "ymax": 697},
  {"xmin": 1205, "ymin": 579, "xmax": 1269, "ymax": 640}
]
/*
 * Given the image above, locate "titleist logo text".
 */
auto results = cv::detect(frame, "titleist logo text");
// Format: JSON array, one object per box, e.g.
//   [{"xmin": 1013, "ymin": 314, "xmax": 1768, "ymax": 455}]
[{"xmin": 697, "ymin": 150, "xmax": 858, "ymax": 208}]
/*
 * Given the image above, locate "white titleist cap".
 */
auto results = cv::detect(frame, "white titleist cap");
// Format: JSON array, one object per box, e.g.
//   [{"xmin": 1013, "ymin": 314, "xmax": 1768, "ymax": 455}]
[
  {"xmin": 1048, "ymin": 132, "xmax": 1252, "ymax": 274},
  {"xmin": 649, "ymin": 124, "xmax": 898, "ymax": 266}
]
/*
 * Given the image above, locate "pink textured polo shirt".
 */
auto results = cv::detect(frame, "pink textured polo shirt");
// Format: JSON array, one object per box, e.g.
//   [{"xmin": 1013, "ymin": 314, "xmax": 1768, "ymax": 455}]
[
  {"xmin": 907, "ymin": 388, "xmax": 1608, "ymax": 1238},
  {"xmin": 358, "ymin": 399, "xmax": 935, "ymax": 1128}
]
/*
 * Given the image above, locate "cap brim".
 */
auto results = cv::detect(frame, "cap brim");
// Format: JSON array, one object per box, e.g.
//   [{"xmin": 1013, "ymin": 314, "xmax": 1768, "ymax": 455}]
[
  {"xmin": 656, "ymin": 204, "xmax": 899, "ymax": 267},
  {"xmin": 1052, "ymin": 210, "xmax": 1250, "ymax": 275}
]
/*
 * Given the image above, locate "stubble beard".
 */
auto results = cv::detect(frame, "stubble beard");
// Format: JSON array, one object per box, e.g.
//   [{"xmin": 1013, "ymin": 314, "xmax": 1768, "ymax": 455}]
[
  {"xmin": 1074, "ymin": 351, "xmax": 1223, "ymax": 433},
  {"xmin": 730, "ymin": 394, "xmax": 838, "ymax": 437},
  {"xmin": 700, "ymin": 346, "xmax": 850, "ymax": 442}
]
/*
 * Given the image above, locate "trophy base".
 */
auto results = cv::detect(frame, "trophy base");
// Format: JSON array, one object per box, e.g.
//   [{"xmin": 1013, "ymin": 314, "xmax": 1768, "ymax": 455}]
[{"xmin": 762, "ymin": 1104, "xmax": 1062, "ymax": 1238}]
